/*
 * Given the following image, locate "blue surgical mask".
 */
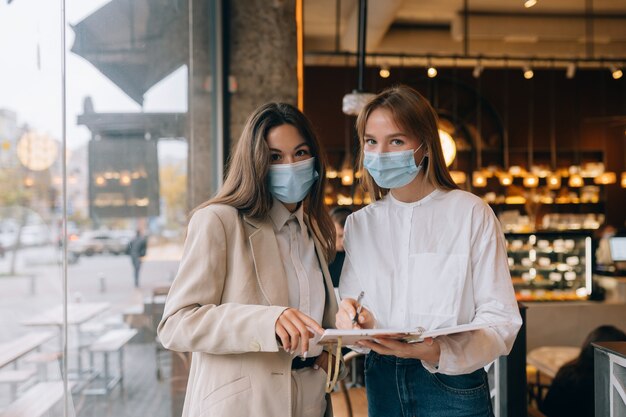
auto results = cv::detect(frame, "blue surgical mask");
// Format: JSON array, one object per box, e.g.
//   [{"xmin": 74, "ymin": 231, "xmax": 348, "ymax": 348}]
[
  {"xmin": 268, "ymin": 157, "xmax": 319, "ymax": 204},
  {"xmin": 363, "ymin": 144, "xmax": 425, "ymax": 189}
]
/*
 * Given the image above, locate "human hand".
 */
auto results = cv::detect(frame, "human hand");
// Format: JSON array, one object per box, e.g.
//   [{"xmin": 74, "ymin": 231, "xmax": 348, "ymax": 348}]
[
  {"xmin": 335, "ymin": 298, "xmax": 375, "ymax": 330},
  {"xmin": 358, "ymin": 337, "xmax": 440, "ymax": 363},
  {"xmin": 275, "ymin": 308, "xmax": 324, "ymax": 355}
]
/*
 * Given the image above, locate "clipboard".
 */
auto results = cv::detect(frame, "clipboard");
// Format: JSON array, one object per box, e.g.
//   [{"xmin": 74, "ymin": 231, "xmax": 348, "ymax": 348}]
[{"xmin": 318, "ymin": 321, "xmax": 509, "ymax": 345}]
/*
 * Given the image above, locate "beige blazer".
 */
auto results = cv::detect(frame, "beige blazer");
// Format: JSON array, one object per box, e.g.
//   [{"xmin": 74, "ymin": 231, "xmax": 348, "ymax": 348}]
[{"xmin": 158, "ymin": 204, "xmax": 339, "ymax": 417}]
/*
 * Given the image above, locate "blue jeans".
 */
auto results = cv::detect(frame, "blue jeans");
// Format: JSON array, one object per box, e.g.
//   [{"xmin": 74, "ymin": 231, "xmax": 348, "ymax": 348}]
[{"xmin": 364, "ymin": 351, "xmax": 493, "ymax": 417}]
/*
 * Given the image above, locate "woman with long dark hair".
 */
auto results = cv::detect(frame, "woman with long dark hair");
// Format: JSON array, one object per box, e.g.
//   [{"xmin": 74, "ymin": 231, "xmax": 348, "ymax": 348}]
[{"xmin": 159, "ymin": 102, "xmax": 339, "ymax": 417}]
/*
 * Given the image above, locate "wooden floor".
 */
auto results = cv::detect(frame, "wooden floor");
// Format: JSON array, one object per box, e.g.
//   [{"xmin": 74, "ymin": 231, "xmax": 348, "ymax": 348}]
[
  {"xmin": 72, "ymin": 343, "xmax": 171, "ymax": 417},
  {"xmin": 330, "ymin": 387, "xmax": 368, "ymax": 417}
]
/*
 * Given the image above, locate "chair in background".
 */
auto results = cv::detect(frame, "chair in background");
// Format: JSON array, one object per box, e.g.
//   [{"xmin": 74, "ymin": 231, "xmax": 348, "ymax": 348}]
[
  {"xmin": 149, "ymin": 285, "xmax": 170, "ymax": 380},
  {"xmin": 334, "ymin": 351, "xmax": 366, "ymax": 417}
]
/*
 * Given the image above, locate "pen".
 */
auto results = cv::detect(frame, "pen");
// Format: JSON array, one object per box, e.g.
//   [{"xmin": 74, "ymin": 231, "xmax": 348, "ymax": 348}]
[{"xmin": 352, "ymin": 291, "xmax": 365, "ymax": 325}]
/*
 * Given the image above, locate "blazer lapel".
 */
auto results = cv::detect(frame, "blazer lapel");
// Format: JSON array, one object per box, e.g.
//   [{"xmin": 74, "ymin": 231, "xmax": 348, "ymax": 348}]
[
  {"xmin": 244, "ymin": 215, "xmax": 289, "ymax": 307},
  {"xmin": 304, "ymin": 216, "xmax": 338, "ymax": 329}
]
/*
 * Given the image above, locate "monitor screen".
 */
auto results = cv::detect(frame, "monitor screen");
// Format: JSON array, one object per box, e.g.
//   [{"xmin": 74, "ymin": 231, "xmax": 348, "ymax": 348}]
[{"xmin": 609, "ymin": 237, "xmax": 626, "ymax": 262}]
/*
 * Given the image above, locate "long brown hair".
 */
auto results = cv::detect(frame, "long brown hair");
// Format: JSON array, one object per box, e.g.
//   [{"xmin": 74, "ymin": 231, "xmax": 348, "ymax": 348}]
[
  {"xmin": 195, "ymin": 102, "xmax": 336, "ymax": 261},
  {"xmin": 355, "ymin": 85, "xmax": 459, "ymax": 201}
]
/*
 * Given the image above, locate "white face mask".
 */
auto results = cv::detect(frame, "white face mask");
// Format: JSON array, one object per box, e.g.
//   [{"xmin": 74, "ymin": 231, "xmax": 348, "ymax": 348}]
[
  {"xmin": 267, "ymin": 158, "xmax": 319, "ymax": 203},
  {"xmin": 363, "ymin": 143, "xmax": 426, "ymax": 189}
]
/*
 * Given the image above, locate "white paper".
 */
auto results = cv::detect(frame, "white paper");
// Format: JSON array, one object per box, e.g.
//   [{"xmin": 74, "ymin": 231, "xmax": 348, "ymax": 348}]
[{"xmin": 318, "ymin": 321, "xmax": 510, "ymax": 345}]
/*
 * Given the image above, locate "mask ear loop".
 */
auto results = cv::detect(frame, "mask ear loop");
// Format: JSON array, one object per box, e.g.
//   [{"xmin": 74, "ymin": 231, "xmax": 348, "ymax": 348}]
[{"xmin": 325, "ymin": 337, "xmax": 343, "ymax": 393}]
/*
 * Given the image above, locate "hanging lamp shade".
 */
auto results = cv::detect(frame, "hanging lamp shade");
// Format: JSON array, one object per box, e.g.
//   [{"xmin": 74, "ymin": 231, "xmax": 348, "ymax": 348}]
[
  {"xmin": 569, "ymin": 174, "xmax": 584, "ymax": 187},
  {"xmin": 593, "ymin": 172, "xmax": 617, "ymax": 185},
  {"xmin": 450, "ymin": 170, "xmax": 467, "ymax": 185},
  {"xmin": 547, "ymin": 174, "xmax": 561, "ymax": 189},
  {"xmin": 438, "ymin": 129, "xmax": 456, "ymax": 167},
  {"xmin": 472, "ymin": 171, "xmax": 487, "ymax": 187},
  {"xmin": 499, "ymin": 172, "xmax": 513, "ymax": 186},
  {"xmin": 523, "ymin": 174, "xmax": 539, "ymax": 188}
]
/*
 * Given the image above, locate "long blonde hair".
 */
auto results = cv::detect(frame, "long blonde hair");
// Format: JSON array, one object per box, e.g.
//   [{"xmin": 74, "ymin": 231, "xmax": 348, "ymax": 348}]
[
  {"xmin": 356, "ymin": 85, "xmax": 459, "ymax": 201},
  {"xmin": 196, "ymin": 102, "xmax": 336, "ymax": 261}
]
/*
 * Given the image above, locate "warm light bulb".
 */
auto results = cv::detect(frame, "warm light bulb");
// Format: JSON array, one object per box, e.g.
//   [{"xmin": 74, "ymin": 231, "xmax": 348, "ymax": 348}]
[
  {"xmin": 593, "ymin": 172, "xmax": 617, "ymax": 185},
  {"xmin": 610, "ymin": 65, "xmax": 623, "ymax": 80},
  {"xmin": 523, "ymin": 174, "xmax": 539, "ymax": 188},
  {"xmin": 427, "ymin": 67, "xmax": 438, "ymax": 78},
  {"xmin": 95, "ymin": 176, "xmax": 106, "ymax": 186},
  {"xmin": 568, "ymin": 174, "xmax": 584, "ymax": 187},
  {"xmin": 326, "ymin": 169, "xmax": 338, "ymax": 179},
  {"xmin": 120, "ymin": 171, "xmax": 132, "ymax": 186},
  {"xmin": 450, "ymin": 171, "xmax": 467, "ymax": 185},
  {"xmin": 524, "ymin": 0, "xmax": 537, "ymax": 8},
  {"xmin": 438, "ymin": 129, "xmax": 456, "ymax": 167},
  {"xmin": 341, "ymin": 172, "xmax": 354, "ymax": 186},
  {"xmin": 621, "ymin": 172, "xmax": 626, "ymax": 188},
  {"xmin": 472, "ymin": 171, "xmax": 487, "ymax": 188},
  {"xmin": 523, "ymin": 67, "xmax": 534, "ymax": 79},
  {"xmin": 547, "ymin": 174, "xmax": 561, "ymax": 189},
  {"xmin": 24, "ymin": 176, "xmax": 34, "ymax": 187},
  {"xmin": 499, "ymin": 173, "xmax": 513, "ymax": 186},
  {"xmin": 379, "ymin": 66, "xmax": 390, "ymax": 78}
]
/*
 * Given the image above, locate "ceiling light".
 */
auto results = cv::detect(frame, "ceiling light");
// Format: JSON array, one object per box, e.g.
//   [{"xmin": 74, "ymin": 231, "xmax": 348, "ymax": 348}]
[
  {"xmin": 499, "ymin": 173, "xmax": 513, "ymax": 186},
  {"xmin": 568, "ymin": 174, "xmax": 584, "ymax": 188},
  {"xmin": 438, "ymin": 129, "xmax": 456, "ymax": 166},
  {"xmin": 610, "ymin": 65, "xmax": 623, "ymax": 80},
  {"xmin": 472, "ymin": 62, "xmax": 483, "ymax": 78},
  {"xmin": 472, "ymin": 171, "xmax": 487, "ymax": 188},
  {"xmin": 524, "ymin": 0, "xmax": 537, "ymax": 8},
  {"xmin": 379, "ymin": 65, "xmax": 390, "ymax": 79},
  {"xmin": 523, "ymin": 66, "xmax": 534, "ymax": 79},
  {"xmin": 566, "ymin": 62, "xmax": 576, "ymax": 79},
  {"xmin": 450, "ymin": 171, "xmax": 467, "ymax": 185},
  {"xmin": 547, "ymin": 174, "xmax": 561, "ymax": 189},
  {"xmin": 427, "ymin": 66, "xmax": 437, "ymax": 78},
  {"xmin": 523, "ymin": 174, "xmax": 539, "ymax": 188},
  {"xmin": 593, "ymin": 172, "xmax": 617, "ymax": 185}
]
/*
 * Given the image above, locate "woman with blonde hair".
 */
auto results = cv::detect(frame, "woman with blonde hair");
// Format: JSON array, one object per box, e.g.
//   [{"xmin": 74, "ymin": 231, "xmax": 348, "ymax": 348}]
[
  {"xmin": 335, "ymin": 85, "xmax": 522, "ymax": 416},
  {"xmin": 159, "ymin": 102, "xmax": 340, "ymax": 417}
]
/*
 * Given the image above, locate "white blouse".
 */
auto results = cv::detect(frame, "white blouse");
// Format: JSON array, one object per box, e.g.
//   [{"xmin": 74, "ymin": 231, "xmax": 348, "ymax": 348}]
[{"xmin": 339, "ymin": 189, "xmax": 522, "ymax": 375}]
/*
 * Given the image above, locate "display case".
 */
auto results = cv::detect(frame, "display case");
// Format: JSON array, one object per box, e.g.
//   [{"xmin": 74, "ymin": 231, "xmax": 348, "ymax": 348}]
[{"xmin": 505, "ymin": 231, "xmax": 593, "ymax": 302}]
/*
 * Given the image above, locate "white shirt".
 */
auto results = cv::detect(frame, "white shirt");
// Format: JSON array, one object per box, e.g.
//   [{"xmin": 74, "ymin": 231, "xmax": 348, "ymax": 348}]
[
  {"xmin": 269, "ymin": 199, "xmax": 325, "ymax": 357},
  {"xmin": 339, "ymin": 189, "xmax": 522, "ymax": 375}
]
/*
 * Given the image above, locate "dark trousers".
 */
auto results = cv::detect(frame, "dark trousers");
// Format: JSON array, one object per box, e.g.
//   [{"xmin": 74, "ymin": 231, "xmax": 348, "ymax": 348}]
[
  {"xmin": 365, "ymin": 351, "xmax": 493, "ymax": 417},
  {"xmin": 131, "ymin": 256, "xmax": 141, "ymax": 287}
]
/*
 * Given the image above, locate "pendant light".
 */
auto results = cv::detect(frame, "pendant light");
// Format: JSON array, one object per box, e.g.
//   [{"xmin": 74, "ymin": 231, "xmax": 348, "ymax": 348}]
[
  {"xmin": 621, "ymin": 135, "xmax": 626, "ymax": 188},
  {"xmin": 472, "ymin": 69, "xmax": 487, "ymax": 188},
  {"xmin": 523, "ymin": 75, "xmax": 539, "ymax": 188},
  {"xmin": 342, "ymin": 0, "xmax": 375, "ymax": 116},
  {"xmin": 547, "ymin": 62, "xmax": 561, "ymax": 189},
  {"xmin": 568, "ymin": 73, "xmax": 583, "ymax": 188},
  {"xmin": 448, "ymin": 57, "xmax": 466, "ymax": 185},
  {"xmin": 499, "ymin": 62, "xmax": 513, "ymax": 186},
  {"xmin": 593, "ymin": 69, "xmax": 617, "ymax": 185}
]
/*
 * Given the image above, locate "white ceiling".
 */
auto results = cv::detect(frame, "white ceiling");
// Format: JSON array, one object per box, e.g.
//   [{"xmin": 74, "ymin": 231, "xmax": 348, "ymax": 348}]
[{"xmin": 304, "ymin": 0, "xmax": 626, "ymax": 65}]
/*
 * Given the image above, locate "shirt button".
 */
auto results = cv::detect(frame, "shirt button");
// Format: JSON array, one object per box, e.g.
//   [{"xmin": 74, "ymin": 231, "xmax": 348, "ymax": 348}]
[{"xmin": 249, "ymin": 341, "xmax": 261, "ymax": 351}]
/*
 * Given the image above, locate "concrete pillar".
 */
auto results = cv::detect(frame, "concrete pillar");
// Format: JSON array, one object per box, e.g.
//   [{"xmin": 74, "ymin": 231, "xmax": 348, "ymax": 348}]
[
  {"xmin": 228, "ymin": 0, "xmax": 298, "ymax": 144},
  {"xmin": 188, "ymin": 0, "xmax": 298, "ymax": 210},
  {"xmin": 188, "ymin": 0, "xmax": 214, "ymax": 210}
]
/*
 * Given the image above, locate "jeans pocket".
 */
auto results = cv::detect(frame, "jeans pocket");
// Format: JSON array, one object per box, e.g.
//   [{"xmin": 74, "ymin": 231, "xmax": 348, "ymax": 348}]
[
  {"xmin": 364, "ymin": 352, "xmax": 377, "ymax": 374},
  {"xmin": 429, "ymin": 369, "xmax": 488, "ymax": 396}
]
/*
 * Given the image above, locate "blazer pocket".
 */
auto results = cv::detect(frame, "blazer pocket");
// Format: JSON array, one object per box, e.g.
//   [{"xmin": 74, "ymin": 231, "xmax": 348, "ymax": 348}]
[{"xmin": 202, "ymin": 376, "xmax": 251, "ymax": 407}]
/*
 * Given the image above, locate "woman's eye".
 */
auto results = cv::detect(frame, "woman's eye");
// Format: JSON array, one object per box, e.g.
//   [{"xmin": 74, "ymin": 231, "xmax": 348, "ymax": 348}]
[
  {"xmin": 390, "ymin": 139, "xmax": 404, "ymax": 145},
  {"xmin": 270, "ymin": 154, "xmax": 281, "ymax": 161},
  {"xmin": 295, "ymin": 149, "xmax": 310, "ymax": 157},
  {"xmin": 365, "ymin": 138, "xmax": 376, "ymax": 145}
]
